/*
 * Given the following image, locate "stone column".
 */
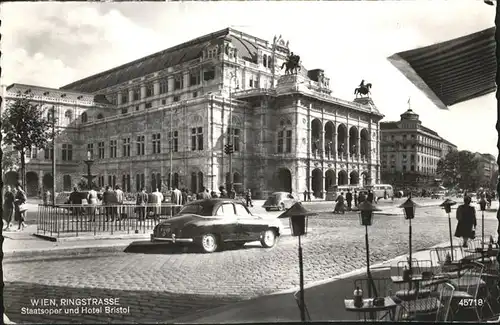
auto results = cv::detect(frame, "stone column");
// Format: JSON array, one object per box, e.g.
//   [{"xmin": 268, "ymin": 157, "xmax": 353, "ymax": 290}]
[
  {"xmin": 140, "ymin": 85, "xmax": 146, "ymax": 100},
  {"xmin": 333, "ymin": 129, "xmax": 337, "ymax": 161},
  {"xmin": 357, "ymin": 133, "xmax": 361, "ymax": 160},
  {"xmin": 321, "ymin": 171, "xmax": 326, "ymax": 198},
  {"xmin": 128, "ymin": 89, "xmax": 134, "ymax": 103},
  {"xmin": 183, "ymin": 71, "xmax": 190, "ymax": 90},
  {"xmin": 117, "ymin": 92, "xmax": 122, "ymax": 105},
  {"xmin": 346, "ymin": 127, "xmax": 350, "ymax": 158},
  {"xmin": 168, "ymin": 76, "xmax": 174, "ymax": 93},
  {"xmin": 153, "ymin": 81, "xmax": 160, "ymax": 98}
]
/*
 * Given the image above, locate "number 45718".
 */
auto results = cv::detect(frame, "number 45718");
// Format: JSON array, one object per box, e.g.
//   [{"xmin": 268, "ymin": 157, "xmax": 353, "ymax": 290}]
[{"xmin": 458, "ymin": 299, "xmax": 484, "ymax": 307}]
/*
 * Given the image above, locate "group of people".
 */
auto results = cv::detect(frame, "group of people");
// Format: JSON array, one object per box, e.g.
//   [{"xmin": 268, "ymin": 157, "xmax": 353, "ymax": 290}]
[
  {"xmin": 333, "ymin": 189, "xmax": 379, "ymax": 214},
  {"xmin": 2, "ymin": 182, "xmax": 28, "ymax": 231}
]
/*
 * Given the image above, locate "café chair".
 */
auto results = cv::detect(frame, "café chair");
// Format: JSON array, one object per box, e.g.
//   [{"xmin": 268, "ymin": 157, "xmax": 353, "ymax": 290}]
[
  {"xmin": 352, "ymin": 277, "xmax": 399, "ymax": 321},
  {"xmin": 393, "ymin": 260, "xmax": 433, "ymax": 301},
  {"xmin": 449, "ymin": 262, "xmax": 487, "ymax": 321},
  {"xmin": 435, "ymin": 282, "xmax": 455, "ymax": 321}
]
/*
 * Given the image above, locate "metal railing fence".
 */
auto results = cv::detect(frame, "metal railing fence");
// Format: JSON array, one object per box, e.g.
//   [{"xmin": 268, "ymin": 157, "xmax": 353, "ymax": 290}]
[{"xmin": 36, "ymin": 203, "xmax": 183, "ymax": 238}]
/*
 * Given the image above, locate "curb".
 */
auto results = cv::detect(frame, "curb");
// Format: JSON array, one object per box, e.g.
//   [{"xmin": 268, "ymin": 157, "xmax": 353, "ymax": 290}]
[
  {"xmin": 169, "ymin": 239, "xmax": 458, "ymax": 324},
  {"xmin": 32, "ymin": 232, "xmax": 151, "ymax": 242},
  {"xmin": 3, "ymin": 243, "xmax": 131, "ymax": 259}
]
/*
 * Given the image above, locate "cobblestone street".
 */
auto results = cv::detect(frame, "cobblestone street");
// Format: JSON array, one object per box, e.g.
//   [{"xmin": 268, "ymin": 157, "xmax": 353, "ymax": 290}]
[{"xmin": 4, "ymin": 206, "xmax": 498, "ymax": 323}]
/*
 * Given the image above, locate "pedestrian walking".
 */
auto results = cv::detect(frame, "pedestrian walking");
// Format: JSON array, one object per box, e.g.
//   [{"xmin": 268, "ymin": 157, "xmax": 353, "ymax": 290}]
[
  {"xmin": 14, "ymin": 182, "xmax": 28, "ymax": 230},
  {"xmin": 86, "ymin": 187, "xmax": 98, "ymax": 222},
  {"xmin": 114, "ymin": 185, "xmax": 125, "ymax": 220},
  {"xmin": 181, "ymin": 188, "xmax": 188, "ymax": 205},
  {"xmin": 353, "ymin": 190, "xmax": 358, "ymax": 207},
  {"xmin": 345, "ymin": 189, "xmax": 353, "ymax": 211},
  {"xmin": 245, "ymin": 189, "xmax": 253, "ymax": 207},
  {"xmin": 358, "ymin": 190, "xmax": 366, "ymax": 204},
  {"xmin": 367, "ymin": 190, "xmax": 374, "ymax": 203},
  {"xmin": 68, "ymin": 187, "xmax": 83, "ymax": 220},
  {"xmin": 303, "ymin": 190, "xmax": 307, "ymax": 202},
  {"xmin": 43, "ymin": 189, "xmax": 51, "ymax": 205},
  {"xmin": 136, "ymin": 187, "xmax": 148, "ymax": 221},
  {"xmin": 334, "ymin": 192, "xmax": 346, "ymax": 214},
  {"xmin": 3, "ymin": 185, "xmax": 15, "ymax": 231},
  {"xmin": 219, "ymin": 186, "xmax": 227, "ymax": 198},
  {"xmin": 151, "ymin": 188, "xmax": 164, "ymax": 220},
  {"xmin": 454, "ymin": 196, "xmax": 477, "ymax": 247},
  {"xmin": 103, "ymin": 186, "xmax": 115, "ymax": 221}
]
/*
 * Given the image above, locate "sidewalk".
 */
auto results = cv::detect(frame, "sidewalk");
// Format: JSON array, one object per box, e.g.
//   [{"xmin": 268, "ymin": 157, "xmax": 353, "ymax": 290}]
[{"xmin": 170, "ymin": 240, "xmax": 468, "ymax": 323}]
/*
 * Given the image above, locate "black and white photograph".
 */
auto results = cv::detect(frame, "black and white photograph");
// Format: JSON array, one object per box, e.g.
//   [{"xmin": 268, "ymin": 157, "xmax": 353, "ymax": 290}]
[{"xmin": 1, "ymin": 0, "xmax": 499, "ymax": 323}]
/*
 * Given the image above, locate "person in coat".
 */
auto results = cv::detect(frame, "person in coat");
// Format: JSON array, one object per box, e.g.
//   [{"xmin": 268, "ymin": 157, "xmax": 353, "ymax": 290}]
[
  {"xmin": 114, "ymin": 185, "xmax": 125, "ymax": 220},
  {"xmin": 345, "ymin": 189, "xmax": 353, "ymax": 211},
  {"xmin": 14, "ymin": 182, "xmax": 28, "ymax": 230},
  {"xmin": 366, "ymin": 190, "xmax": 374, "ymax": 203},
  {"xmin": 102, "ymin": 186, "xmax": 116, "ymax": 221},
  {"xmin": 353, "ymin": 190, "xmax": 359, "ymax": 207},
  {"xmin": 151, "ymin": 188, "xmax": 164, "ymax": 220},
  {"xmin": 136, "ymin": 187, "xmax": 148, "ymax": 221},
  {"xmin": 334, "ymin": 192, "xmax": 346, "ymax": 214},
  {"xmin": 68, "ymin": 187, "xmax": 83, "ymax": 219},
  {"xmin": 3, "ymin": 185, "xmax": 15, "ymax": 231},
  {"xmin": 245, "ymin": 189, "xmax": 253, "ymax": 207},
  {"xmin": 86, "ymin": 187, "xmax": 98, "ymax": 222},
  {"xmin": 454, "ymin": 196, "xmax": 477, "ymax": 247},
  {"xmin": 358, "ymin": 191, "xmax": 366, "ymax": 204},
  {"xmin": 181, "ymin": 188, "xmax": 188, "ymax": 205},
  {"xmin": 219, "ymin": 186, "xmax": 227, "ymax": 198}
]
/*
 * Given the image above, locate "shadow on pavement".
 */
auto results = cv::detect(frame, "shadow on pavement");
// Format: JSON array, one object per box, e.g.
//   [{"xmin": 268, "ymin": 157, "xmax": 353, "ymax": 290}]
[
  {"xmin": 4, "ymin": 281, "xmax": 241, "ymax": 324},
  {"xmin": 123, "ymin": 241, "xmax": 264, "ymax": 255}
]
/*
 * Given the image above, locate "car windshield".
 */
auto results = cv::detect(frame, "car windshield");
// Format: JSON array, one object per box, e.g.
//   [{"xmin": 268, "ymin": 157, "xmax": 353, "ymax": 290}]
[{"xmin": 178, "ymin": 204, "xmax": 208, "ymax": 216}]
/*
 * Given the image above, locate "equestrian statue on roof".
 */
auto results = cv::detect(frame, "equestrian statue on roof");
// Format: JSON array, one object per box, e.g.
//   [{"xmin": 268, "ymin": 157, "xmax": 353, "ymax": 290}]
[
  {"xmin": 281, "ymin": 52, "xmax": 301, "ymax": 75},
  {"xmin": 354, "ymin": 80, "xmax": 372, "ymax": 98}
]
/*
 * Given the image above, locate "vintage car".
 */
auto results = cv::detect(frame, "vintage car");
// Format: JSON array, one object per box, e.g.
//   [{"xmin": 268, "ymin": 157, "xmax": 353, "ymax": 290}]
[
  {"xmin": 151, "ymin": 199, "xmax": 283, "ymax": 253},
  {"xmin": 262, "ymin": 192, "xmax": 300, "ymax": 211}
]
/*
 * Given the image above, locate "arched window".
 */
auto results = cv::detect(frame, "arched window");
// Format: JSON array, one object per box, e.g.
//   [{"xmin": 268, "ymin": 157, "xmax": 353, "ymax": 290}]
[
  {"xmin": 81, "ymin": 112, "xmax": 88, "ymax": 123},
  {"xmin": 263, "ymin": 54, "xmax": 267, "ymax": 67},
  {"xmin": 64, "ymin": 110, "xmax": 73, "ymax": 124},
  {"xmin": 277, "ymin": 119, "xmax": 293, "ymax": 153}
]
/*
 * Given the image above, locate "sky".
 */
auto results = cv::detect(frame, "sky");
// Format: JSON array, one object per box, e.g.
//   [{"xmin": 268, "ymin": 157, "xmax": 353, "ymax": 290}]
[{"xmin": 1, "ymin": 1, "xmax": 497, "ymax": 155}]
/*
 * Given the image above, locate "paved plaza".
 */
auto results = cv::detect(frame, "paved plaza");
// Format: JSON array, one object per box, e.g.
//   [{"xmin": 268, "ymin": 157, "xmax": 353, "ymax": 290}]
[{"xmin": 3, "ymin": 201, "xmax": 498, "ymax": 323}]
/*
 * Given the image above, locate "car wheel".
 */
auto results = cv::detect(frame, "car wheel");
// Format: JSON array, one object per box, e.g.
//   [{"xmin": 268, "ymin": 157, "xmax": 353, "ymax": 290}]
[
  {"xmin": 260, "ymin": 229, "xmax": 278, "ymax": 248},
  {"xmin": 265, "ymin": 208, "xmax": 271, "ymax": 212},
  {"xmin": 199, "ymin": 233, "xmax": 219, "ymax": 253},
  {"xmin": 278, "ymin": 203, "xmax": 285, "ymax": 211}
]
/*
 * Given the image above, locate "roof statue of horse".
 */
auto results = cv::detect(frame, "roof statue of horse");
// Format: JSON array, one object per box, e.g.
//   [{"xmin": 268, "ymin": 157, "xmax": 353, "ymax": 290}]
[
  {"xmin": 354, "ymin": 80, "xmax": 372, "ymax": 98},
  {"xmin": 281, "ymin": 52, "xmax": 301, "ymax": 75}
]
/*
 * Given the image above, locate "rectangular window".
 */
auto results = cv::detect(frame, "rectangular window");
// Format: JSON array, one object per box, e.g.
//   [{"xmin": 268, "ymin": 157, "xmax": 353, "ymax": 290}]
[
  {"xmin": 203, "ymin": 69, "xmax": 215, "ymax": 81},
  {"xmin": 108, "ymin": 93, "xmax": 117, "ymax": 105},
  {"xmin": 32, "ymin": 147, "xmax": 37, "ymax": 159},
  {"xmin": 161, "ymin": 99, "xmax": 167, "ymax": 105},
  {"xmin": 110, "ymin": 140, "xmax": 117, "ymax": 158},
  {"xmin": 285, "ymin": 130, "xmax": 292, "ymax": 153},
  {"xmin": 411, "ymin": 165, "xmax": 415, "ymax": 172},
  {"xmin": 121, "ymin": 108, "xmax": 128, "ymax": 114},
  {"xmin": 98, "ymin": 142, "xmax": 105, "ymax": 159},
  {"xmin": 44, "ymin": 148, "xmax": 54, "ymax": 160},
  {"xmin": 98, "ymin": 176, "xmax": 104, "ymax": 188},
  {"xmin": 174, "ymin": 74, "xmax": 183, "ymax": 90},
  {"xmin": 135, "ymin": 106, "xmax": 140, "ymax": 111},
  {"xmin": 136, "ymin": 173, "xmax": 145, "ymax": 192},
  {"xmin": 159, "ymin": 79, "xmax": 168, "ymax": 94},
  {"xmin": 26, "ymin": 147, "xmax": 31, "ymax": 159},
  {"xmin": 277, "ymin": 131, "xmax": 284, "ymax": 153},
  {"xmin": 193, "ymin": 91, "xmax": 198, "ymax": 98},
  {"xmin": 145, "ymin": 102, "xmax": 152, "ymax": 109},
  {"xmin": 228, "ymin": 127, "xmax": 241, "ymax": 152},
  {"xmin": 249, "ymin": 79, "xmax": 253, "ymax": 88},
  {"xmin": 191, "ymin": 127, "xmax": 203, "ymax": 151},
  {"xmin": 122, "ymin": 138, "xmax": 130, "ymax": 157},
  {"xmin": 136, "ymin": 135, "xmax": 145, "ymax": 156},
  {"xmin": 145, "ymin": 83, "xmax": 154, "ymax": 97},
  {"xmin": 189, "ymin": 71, "xmax": 200, "ymax": 86},
  {"xmin": 108, "ymin": 175, "xmax": 116, "ymax": 188},
  {"xmin": 121, "ymin": 91, "xmax": 128, "ymax": 104},
  {"xmin": 173, "ymin": 96, "xmax": 180, "ymax": 102},
  {"xmin": 133, "ymin": 88, "xmax": 140, "ymax": 101},
  {"xmin": 168, "ymin": 131, "xmax": 179, "ymax": 152},
  {"xmin": 62, "ymin": 144, "xmax": 73, "ymax": 161},
  {"xmin": 152, "ymin": 133, "xmax": 161, "ymax": 154},
  {"xmin": 122, "ymin": 174, "xmax": 131, "ymax": 192}
]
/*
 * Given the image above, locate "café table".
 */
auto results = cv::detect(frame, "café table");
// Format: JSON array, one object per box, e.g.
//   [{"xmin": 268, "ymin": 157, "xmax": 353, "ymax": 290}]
[{"xmin": 344, "ymin": 297, "xmax": 398, "ymax": 321}]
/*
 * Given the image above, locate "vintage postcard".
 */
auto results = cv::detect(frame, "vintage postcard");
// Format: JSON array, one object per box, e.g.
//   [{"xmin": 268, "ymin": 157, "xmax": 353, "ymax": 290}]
[{"xmin": 1, "ymin": 1, "xmax": 497, "ymax": 323}]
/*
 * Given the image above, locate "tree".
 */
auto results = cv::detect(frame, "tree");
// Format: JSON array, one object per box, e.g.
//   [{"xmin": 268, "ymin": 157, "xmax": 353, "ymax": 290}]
[
  {"xmin": 437, "ymin": 150, "xmax": 481, "ymax": 190},
  {"xmin": 1, "ymin": 144, "xmax": 20, "ymax": 175},
  {"xmin": 2, "ymin": 96, "xmax": 56, "ymax": 189}
]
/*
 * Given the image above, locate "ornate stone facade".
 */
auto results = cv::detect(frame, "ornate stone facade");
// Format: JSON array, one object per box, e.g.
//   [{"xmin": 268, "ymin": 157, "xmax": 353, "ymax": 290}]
[{"xmin": 5, "ymin": 28, "xmax": 384, "ymax": 198}]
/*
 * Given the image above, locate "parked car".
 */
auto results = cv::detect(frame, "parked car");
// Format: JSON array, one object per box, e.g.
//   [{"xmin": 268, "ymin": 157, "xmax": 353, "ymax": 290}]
[
  {"xmin": 151, "ymin": 199, "xmax": 283, "ymax": 253},
  {"xmin": 262, "ymin": 192, "xmax": 300, "ymax": 211}
]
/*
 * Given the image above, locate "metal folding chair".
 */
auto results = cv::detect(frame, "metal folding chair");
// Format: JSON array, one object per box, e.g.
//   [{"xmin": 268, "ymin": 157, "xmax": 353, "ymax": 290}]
[
  {"xmin": 435, "ymin": 282, "xmax": 455, "ymax": 321},
  {"xmin": 352, "ymin": 277, "xmax": 398, "ymax": 321}
]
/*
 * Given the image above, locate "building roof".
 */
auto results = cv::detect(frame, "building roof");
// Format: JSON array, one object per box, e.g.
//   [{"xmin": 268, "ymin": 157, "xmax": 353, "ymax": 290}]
[
  {"xmin": 380, "ymin": 120, "xmax": 439, "ymax": 137},
  {"xmin": 387, "ymin": 27, "xmax": 496, "ymax": 109},
  {"xmin": 6, "ymin": 83, "xmax": 112, "ymax": 105},
  {"xmin": 60, "ymin": 28, "xmax": 262, "ymax": 94}
]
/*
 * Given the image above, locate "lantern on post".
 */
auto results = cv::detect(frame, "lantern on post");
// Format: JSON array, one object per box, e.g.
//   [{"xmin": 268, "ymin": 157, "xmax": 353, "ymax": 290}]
[
  {"xmin": 440, "ymin": 199, "xmax": 457, "ymax": 260},
  {"xmin": 399, "ymin": 196, "xmax": 419, "ymax": 275},
  {"xmin": 353, "ymin": 201, "xmax": 381, "ymax": 298},
  {"xmin": 278, "ymin": 202, "xmax": 317, "ymax": 322},
  {"xmin": 479, "ymin": 198, "xmax": 487, "ymax": 250}
]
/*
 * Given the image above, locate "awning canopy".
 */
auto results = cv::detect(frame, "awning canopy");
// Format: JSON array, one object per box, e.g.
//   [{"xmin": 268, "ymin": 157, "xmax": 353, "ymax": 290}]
[{"xmin": 388, "ymin": 27, "xmax": 496, "ymax": 109}]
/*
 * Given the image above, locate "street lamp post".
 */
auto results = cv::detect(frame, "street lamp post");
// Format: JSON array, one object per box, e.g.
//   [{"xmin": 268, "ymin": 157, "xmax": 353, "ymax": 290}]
[
  {"xmin": 227, "ymin": 72, "xmax": 238, "ymax": 195},
  {"xmin": 354, "ymin": 201, "xmax": 381, "ymax": 299},
  {"xmin": 278, "ymin": 202, "xmax": 317, "ymax": 321},
  {"xmin": 399, "ymin": 195, "xmax": 418, "ymax": 281},
  {"xmin": 440, "ymin": 199, "xmax": 457, "ymax": 260},
  {"xmin": 83, "ymin": 151, "xmax": 95, "ymax": 190},
  {"xmin": 479, "ymin": 198, "xmax": 487, "ymax": 249}
]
